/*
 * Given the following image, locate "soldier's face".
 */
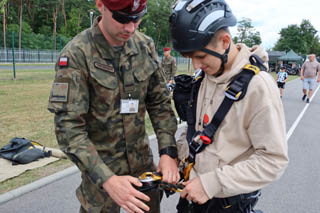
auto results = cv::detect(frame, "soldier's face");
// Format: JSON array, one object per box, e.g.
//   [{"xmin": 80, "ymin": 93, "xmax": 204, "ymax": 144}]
[{"xmin": 97, "ymin": 1, "xmax": 141, "ymax": 46}]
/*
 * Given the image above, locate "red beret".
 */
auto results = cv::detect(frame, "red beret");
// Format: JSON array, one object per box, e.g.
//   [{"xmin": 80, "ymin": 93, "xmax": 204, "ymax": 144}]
[
  {"xmin": 102, "ymin": 0, "xmax": 147, "ymax": 14},
  {"xmin": 163, "ymin": 47, "xmax": 171, "ymax": 51}
]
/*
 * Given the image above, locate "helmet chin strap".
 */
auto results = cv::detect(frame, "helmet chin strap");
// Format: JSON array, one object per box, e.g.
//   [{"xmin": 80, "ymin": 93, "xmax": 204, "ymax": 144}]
[{"xmin": 200, "ymin": 43, "xmax": 231, "ymax": 77}]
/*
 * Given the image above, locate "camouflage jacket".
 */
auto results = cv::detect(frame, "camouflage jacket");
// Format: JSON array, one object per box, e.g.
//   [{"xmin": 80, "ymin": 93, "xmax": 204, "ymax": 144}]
[
  {"xmin": 161, "ymin": 56, "xmax": 177, "ymax": 81},
  {"xmin": 48, "ymin": 17, "xmax": 177, "ymax": 189}
]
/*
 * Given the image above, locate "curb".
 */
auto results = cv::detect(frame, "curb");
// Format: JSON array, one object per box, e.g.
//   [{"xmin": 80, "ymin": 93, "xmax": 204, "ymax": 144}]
[
  {"xmin": 0, "ymin": 122, "xmax": 186, "ymax": 205},
  {"xmin": 0, "ymin": 166, "xmax": 78, "ymax": 205}
]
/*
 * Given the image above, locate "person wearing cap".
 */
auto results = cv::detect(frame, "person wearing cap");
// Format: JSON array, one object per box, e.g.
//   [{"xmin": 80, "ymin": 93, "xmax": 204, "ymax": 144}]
[
  {"xmin": 161, "ymin": 47, "xmax": 177, "ymax": 85},
  {"xmin": 169, "ymin": 0, "xmax": 288, "ymax": 212},
  {"xmin": 48, "ymin": 0, "xmax": 179, "ymax": 212}
]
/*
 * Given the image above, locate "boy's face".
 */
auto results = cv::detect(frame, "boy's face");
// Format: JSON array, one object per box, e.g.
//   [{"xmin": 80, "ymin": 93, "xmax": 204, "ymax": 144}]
[
  {"xmin": 191, "ymin": 48, "xmax": 224, "ymax": 75},
  {"xmin": 189, "ymin": 42, "xmax": 225, "ymax": 76}
]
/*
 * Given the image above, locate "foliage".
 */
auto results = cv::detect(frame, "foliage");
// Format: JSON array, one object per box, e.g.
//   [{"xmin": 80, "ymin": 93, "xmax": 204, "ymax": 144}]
[
  {"xmin": 140, "ymin": 0, "xmax": 176, "ymax": 53},
  {"xmin": 0, "ymin": 0, "xmax": 179, "ymax": 52},
  {"xmin": 273, "ymin": 19, "xmax": 320, "ymax": 56},
  {"xmin": 233, "ymin": 18, "xmax": 262, "ymax": 47}
]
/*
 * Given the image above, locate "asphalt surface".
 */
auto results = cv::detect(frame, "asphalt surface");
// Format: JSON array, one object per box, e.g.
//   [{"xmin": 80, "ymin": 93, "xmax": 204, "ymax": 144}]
[
  {"xmin": 0, "ymin": 64, "xmax": 55, "ymax": 71},
  {"xmin": 1, "ymin": 77, "xmax": 320, "ymax": 213}
]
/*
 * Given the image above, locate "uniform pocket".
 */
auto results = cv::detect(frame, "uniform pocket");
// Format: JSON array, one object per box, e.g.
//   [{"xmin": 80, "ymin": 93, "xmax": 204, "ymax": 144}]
[
  {"xmin": 88, "ymin": 62, "xmax": 118, "ymax": 111},
  {"xmin": 133, "ymin": 57, "xmax": 157, "ymax": 82}
]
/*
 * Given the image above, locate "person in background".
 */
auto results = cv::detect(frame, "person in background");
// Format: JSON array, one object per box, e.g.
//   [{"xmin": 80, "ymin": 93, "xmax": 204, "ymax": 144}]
[
  {"xmin": 169, "ymin": 0, "xmax": 289, "ymax": 212},
  {"xmin": 162, "ymin": 47, "xmax": 177, "ymax": 86},
  {"xmin": 300, "ymin": 54, "xmax": 320, "ymax": 103},
  {"xmin": 277, "ymin": 66, "xmax": 288, "ymax": 98},
  {"xmin": 47, "ymin": 0, "xmax": 179, "ymax": 212}
]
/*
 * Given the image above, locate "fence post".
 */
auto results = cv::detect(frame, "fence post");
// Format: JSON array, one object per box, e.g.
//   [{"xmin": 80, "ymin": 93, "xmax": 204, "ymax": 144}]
[
  {"xmin": 6, "ymin": 48, "xmax": 9, "ymax": 63},
  {"xmin": 12, "ymin": 32, "xmax": 16, "ymax": 79}
]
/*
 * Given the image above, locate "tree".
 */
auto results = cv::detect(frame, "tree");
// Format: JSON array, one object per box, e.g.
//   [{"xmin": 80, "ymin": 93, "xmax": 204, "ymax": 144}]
[
  {"xmin": 273, "ymin": 19, "xmax": 320, "ymax": 56},
  {"xmin": 140, "ymin": 0, "xmax": 176, "ymax": 52},
  {"xmin": 18, "ymin": 0, "xmax": 24, "ymax": 53},
  {"xmin": 233, "ymin": 17, "xmax": 262, "ymax": 47},
  {"xmin": 1, "ymin": 0, "xmax": 9, "ymax": 50}
]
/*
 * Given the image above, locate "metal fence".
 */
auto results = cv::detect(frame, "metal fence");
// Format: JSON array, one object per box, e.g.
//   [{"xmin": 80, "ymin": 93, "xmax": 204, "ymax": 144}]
[
  {"xmin": 0, "ymin": 48, "xmax": 59, "ymax": 63},
  {"xmin": 1, "ymin": 48, "xmax": 191, "ymax": 64}
]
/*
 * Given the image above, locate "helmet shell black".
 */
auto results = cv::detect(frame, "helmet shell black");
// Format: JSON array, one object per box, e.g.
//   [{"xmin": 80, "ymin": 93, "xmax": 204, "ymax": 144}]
[{"xmin": 169, "ymin": 0, "xmax": 237, "ymax": 53}]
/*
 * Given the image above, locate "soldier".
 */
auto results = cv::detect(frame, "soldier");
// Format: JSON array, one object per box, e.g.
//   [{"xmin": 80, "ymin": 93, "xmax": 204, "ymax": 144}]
[
  {"xmin": 169, "ymin": 0, "xmax": 289, "ymax": 212},
  {"xmin": 47, "ymin": 0, "xmax": 179, "ymax": 213},
  {"xmin": 161, "ymin": 47, "xmax": 177, "ymax": 85}
]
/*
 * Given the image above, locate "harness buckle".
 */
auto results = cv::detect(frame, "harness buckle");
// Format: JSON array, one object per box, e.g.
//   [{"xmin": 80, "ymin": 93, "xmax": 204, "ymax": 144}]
[
  {"xmin": 188, "ymin": 133, "xmax": 203, "ymax": 153},
  {"xmin": 224, "ymin": 80, "xmax": 243, "ymax": 101},
  {"xmin": 243, "ymin": 64, "xmax": 260, "ymax": 75}
]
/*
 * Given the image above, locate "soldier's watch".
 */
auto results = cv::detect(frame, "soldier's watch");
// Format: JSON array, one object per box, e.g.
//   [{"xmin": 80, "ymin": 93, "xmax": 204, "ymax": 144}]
[{"xmin": 159, "ymin": 146, "xmax": 178, "ymax": 159}]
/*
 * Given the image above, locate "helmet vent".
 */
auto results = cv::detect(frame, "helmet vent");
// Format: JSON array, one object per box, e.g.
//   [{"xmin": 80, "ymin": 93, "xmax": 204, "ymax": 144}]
[
  {"xmin": 186, "ymin": 0, "xmax": 206, "ymax": 11},
  {"xmin": 198, "ymin": 10, "xmax": 224, "ymax": 31}
]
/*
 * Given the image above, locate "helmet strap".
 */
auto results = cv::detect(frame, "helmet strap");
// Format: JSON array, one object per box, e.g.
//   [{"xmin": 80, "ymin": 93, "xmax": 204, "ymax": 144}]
[{"xmin": 201, "ymin": 43, "xmax": 231, "ymax": 77}]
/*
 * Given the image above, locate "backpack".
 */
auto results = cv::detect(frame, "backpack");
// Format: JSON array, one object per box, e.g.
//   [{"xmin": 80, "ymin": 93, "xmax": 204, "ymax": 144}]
[{"xmin": 0, "ymin": 137, "xmax": 51, "ymax": 165}]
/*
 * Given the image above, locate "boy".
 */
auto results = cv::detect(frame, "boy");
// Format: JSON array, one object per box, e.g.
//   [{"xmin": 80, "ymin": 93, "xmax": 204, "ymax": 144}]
[
  {"xmin": 277, "ymin": 66, "xmax": 288, "ymax": 98},
  {"xmin": 169, "ymin": 0, "xmax": 289, "ymax": 212}
]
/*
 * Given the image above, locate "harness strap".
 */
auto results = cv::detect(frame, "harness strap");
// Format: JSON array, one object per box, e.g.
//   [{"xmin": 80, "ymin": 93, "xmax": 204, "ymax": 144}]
[{"xmin": 187, "ymin": 54, "xmax": 265, "ymax": 164}]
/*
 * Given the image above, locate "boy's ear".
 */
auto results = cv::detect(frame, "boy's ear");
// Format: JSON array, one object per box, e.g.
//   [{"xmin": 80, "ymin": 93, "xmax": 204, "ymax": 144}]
[{"xmin": 221, "ymin": 33, "xmax": 231, "ymax": 50}]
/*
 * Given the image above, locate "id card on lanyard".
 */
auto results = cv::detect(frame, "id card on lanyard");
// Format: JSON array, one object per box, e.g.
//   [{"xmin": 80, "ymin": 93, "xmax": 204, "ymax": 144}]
[{"xmin": 120, "ymin": 98, "xmax": 139, "ymax": 114}]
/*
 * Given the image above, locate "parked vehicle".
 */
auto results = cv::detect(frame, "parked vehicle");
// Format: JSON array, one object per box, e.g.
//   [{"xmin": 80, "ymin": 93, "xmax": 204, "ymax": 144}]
[{"xmin": 284, "ymin": 64, "xmax": 300, "ymax": 75}]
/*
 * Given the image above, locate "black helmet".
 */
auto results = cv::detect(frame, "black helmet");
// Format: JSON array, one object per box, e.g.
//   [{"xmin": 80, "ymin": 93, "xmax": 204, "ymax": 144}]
[{"xmin": 169, "ymin": 0, "xmax": 237, "ymax": 53}]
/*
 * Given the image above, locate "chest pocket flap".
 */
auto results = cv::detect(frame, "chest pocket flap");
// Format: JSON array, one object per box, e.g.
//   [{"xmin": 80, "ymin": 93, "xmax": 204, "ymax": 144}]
[
  {"xmin": 90, "ymin": 61, "xmax": 118, "ymax": 89},
  {"xmin": 133, "ymin": 57, "xmax": 158, "ymax": 81}
]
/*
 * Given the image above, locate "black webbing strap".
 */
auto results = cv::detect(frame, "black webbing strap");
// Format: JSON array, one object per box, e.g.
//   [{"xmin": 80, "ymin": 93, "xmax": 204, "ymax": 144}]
[
  {"xmin": 187, "ymin": 54, "xmax": 265, "ymax": 164},
  {"xmin": 202, "ymin": 68, "xmax": 257, "ymax": 139}
]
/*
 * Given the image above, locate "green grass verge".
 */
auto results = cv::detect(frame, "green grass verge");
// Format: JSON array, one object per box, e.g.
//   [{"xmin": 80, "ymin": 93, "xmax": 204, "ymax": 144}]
[{"xmin": 0, "ymin": 66, "xmax": 297, "ymax": 194}]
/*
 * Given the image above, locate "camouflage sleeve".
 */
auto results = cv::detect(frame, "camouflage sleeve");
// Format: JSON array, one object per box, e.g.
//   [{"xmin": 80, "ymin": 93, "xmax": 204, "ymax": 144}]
[
  {"xmin": 171, "ymin": 58, "xmax": 177, "ymax": 80},
  {"xmin": 48, "ymin": 50, "xmax": 114, "ymax": 188},
  {"xmin": 145, "ymin": 41, "xmax": 177, "ymax": 153}
]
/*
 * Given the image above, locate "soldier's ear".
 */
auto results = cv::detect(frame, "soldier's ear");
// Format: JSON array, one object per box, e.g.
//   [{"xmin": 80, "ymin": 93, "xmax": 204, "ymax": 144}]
[{"xmin": 96, "ymin": 0, "xmax": 104, "ymax": 13}]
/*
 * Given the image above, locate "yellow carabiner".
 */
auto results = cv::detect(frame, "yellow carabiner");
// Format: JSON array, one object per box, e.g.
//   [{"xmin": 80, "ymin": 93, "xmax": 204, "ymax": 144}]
[
  {"xmin": 183, "ymin": 162, "xmax": 194, "ymax": 181},
  {"xmin": 139, "ymin": 172, "xmax": 162, "ymax": 181}
]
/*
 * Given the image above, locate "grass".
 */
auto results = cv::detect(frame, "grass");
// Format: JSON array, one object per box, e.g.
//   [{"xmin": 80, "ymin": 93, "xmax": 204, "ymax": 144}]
[
  {"xmin": 0, "ymin": 66, "xmax": 298, "ymax": 194},
  {"xmin": 0, "ymin": 69, "xmax": 77, "ymax": 194},
  {"xmin": 0, "ymin": 67, "xmax": 174, "ymax": 194}
]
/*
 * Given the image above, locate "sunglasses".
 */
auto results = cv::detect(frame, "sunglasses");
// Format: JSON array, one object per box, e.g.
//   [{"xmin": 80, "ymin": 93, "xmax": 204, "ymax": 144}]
[{"xmin": 112, "ymin": 8, "xmax": 147, "ymax": 24}]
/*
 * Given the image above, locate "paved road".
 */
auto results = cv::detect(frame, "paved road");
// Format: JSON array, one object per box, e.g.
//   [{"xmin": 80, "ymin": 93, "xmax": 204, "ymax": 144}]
[
  {"xmin": 0, "ymin": 64, "xmax": 54, "ymax": 71},
  {"xmin": 1, "ymin": 78, "xmax": 320, "ymax": 213}
]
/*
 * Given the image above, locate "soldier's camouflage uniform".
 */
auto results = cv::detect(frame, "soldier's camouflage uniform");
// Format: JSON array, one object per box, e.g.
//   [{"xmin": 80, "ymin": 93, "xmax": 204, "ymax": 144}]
[
  {"xmin": 161, "ymin": 56, "xmax": 177, "ymax": 82},
  {"xmin": 48, "ymin": 17, "xmax": 177, "ymax": 213}
]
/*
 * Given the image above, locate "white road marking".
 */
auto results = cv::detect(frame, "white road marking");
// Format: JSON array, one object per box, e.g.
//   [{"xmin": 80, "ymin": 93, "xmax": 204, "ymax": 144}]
[{"xmin": 286, "ymin": 84, "xmax": 320, "ymax": 141}]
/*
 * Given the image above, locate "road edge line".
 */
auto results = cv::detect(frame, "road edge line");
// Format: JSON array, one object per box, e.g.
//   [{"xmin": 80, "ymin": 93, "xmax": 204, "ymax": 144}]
[{"xmin": 286, "ymin": 85, "xmax": 320, "ymax": 141}]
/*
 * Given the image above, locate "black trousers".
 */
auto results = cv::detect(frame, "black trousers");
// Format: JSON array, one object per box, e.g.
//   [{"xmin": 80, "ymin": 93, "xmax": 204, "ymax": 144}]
[{"xmin": 176, "ymin": 190, "xmax": 261, "ymax": 213}]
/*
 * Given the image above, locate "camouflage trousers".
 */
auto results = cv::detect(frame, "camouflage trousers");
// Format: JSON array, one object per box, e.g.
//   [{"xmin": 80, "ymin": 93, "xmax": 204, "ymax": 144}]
[{"xmin": 77, "ymin": 163, "xmax": 162, "ymax": 213}]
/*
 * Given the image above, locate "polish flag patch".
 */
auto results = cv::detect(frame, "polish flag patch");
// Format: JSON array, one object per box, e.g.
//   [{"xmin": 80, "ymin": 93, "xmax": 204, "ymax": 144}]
[{"xmin": 58, "ymin": 56, "xmax": 68, "ymax": 67}]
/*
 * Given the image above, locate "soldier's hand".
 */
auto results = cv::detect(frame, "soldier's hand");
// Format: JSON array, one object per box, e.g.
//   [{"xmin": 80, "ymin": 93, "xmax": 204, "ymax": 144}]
[
  {"xmin": 180, "ymin": 177, "xmax": 209, "ymax": 204},
  {"xmin": 102, "ymin": 175, "xmax": 150, "ymax": 213},
  {"xmin": 157, "ymin": 155, "xmax": 180, "ymax": 184}
]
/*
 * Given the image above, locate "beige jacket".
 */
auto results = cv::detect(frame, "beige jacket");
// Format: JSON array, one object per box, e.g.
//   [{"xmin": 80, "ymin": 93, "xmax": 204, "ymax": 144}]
[{"xmin": 177, "ymin": 44, "xmax": 289, "ymax": 199}]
